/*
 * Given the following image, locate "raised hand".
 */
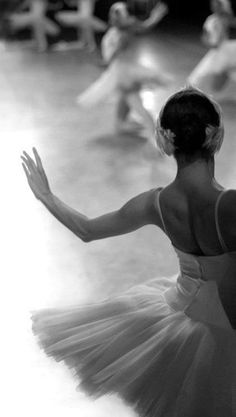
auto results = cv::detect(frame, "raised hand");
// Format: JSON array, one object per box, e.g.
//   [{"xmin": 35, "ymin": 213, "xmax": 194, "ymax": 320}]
[
  {"xmin": 136, "ymin": 1, "xmax": 168, "ymax": 33},
  {"xmin": 151, "ymin": 1, "xmax": 169, "ymax": 21},
  {"xmin": 21, "ymin": 148, "xmax": 51, "ymax": 202}
]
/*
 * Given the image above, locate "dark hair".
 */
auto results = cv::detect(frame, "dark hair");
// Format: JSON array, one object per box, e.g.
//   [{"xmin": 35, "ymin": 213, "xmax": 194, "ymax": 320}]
[{"xmin": 159, "ymin": 87, "xmax": 222, "ymax": 159}]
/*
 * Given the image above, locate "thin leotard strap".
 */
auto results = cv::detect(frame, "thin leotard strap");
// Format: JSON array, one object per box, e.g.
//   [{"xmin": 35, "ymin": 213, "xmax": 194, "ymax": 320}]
[
  {"xmin": 156, "ymin": 189, "xmax": 168, "ymax": 234},
  {"xmin": 215, "ymin": 190, "xmax": 228, "ymax": 253}
]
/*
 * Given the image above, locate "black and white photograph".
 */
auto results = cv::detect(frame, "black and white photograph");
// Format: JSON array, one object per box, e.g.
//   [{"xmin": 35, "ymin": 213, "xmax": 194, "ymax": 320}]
[{"xmin": 1, "ymin": 0, "xmax": 236, "ymax": 416}]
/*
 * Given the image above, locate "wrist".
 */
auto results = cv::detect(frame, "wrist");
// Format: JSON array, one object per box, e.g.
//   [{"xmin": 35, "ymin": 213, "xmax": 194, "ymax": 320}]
[{"xmin": 41, "ymin": 191, "xmax": 54, "ymax": 207}]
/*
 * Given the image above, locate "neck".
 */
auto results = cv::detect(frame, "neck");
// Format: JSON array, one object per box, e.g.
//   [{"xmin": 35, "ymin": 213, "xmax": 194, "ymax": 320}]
[{"xmin": 175, "ymin": 156, "xmax": 218, "ymax": 187}]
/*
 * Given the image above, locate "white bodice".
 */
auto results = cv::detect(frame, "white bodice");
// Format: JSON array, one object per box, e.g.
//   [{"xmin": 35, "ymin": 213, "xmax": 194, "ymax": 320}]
[
  {"xmin": 156, "ymin": 189, "xmax": 236, "ymax": 330},
  {"xmin": 164, "ymin": 248, "xmax": 236, "ymax": 330}
]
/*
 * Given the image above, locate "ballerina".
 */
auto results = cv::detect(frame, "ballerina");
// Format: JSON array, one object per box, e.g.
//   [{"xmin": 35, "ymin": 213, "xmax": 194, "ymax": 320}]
[
  {"xmin": 9, "ymin": 0, "xmax": 60, "ymax": 52},
  {"xmin": 77, "ymin": 1, "xmax": 171, "ymax": 144},
  {"xmin": 22, "ymin": 87, "xmax": 236, "ymax": 417},
  {"xmin": 188, "ymin": 0, "xmax": 236, "ymax": 96},
  {"xmin": 55, "ymin": 0, "xmax": 107, "ymax": 52}
]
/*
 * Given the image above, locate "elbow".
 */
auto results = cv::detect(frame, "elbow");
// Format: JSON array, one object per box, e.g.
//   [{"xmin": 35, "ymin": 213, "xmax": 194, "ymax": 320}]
[
  {"xmin": 79, "ymin": 226, "xmax": 93, "ymax": 243},
  {"xmin": 81, "ymin": 233, "xmax": 92, "ymax": 243},
  {"xmin": 75, "ymin": 218, "xmax": 93, "ymax": 243}
]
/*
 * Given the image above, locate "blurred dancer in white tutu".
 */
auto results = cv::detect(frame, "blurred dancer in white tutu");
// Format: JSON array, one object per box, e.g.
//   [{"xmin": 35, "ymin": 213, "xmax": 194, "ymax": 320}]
[
  {"xmin": 188, "ymin": 0, "xmax": 236, "ymax": 97},
  {"xmin": 77, "ymin": 1, "xmax": 171, "ymax": 144},
  {"xmin": 56, "ymin": 0, "xmax": 107, "ymax": 52},
  {"xmin": 9, "ymin": 0, "xmax": 60, "ymax": 52},
  {"xmin": 22, "ymin": 87, "xmax": 236, "ymax": 417}
]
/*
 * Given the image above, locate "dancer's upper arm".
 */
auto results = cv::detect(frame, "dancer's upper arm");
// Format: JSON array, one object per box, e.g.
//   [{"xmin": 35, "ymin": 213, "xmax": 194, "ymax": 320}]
[
  {"xmin": 129, "ymin": 2, "xmax": 168, "ymax": 34},
  {"xmin": 86, "ymin": 188, "xmax": 161, "ymax": 241}
]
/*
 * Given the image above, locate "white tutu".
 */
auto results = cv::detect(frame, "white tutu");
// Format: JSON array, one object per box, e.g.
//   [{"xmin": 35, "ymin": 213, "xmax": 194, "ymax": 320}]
[
  {"xmin": 77, "ymin": 23, "xmax": 171, "ymax": 107},
  {"xmin": 77, "ymin": 60, "xmax": 170, "ymax": 107},
  {"xmin": 189, "ymin": 40, "xmax": 236, "ymax": 89},
  {"xmin": 32, "ymin": 247, "xmax": 236, "ymax": 417}
]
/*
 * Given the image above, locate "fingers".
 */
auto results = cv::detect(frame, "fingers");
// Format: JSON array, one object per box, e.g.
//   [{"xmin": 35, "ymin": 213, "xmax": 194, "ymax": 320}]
[
  {"xmin": 22, "ymin": 162, "xmax": 33, "ymax": 190},
  {"xmin": 23, "ymin": 150, "xmax": 37, "ymax": 167},
  {"xmin": 21, "ymin": 155, "xmax": 31, "ymax": 171},
  {"xmin": 21, "ymin": 148, "xmax": 50, "ymax": 192},
  {"xmin": 32, "ymin": 147, "xmax": 49, "ymax": 184},
  {"xmin": 22, "ymin": 150, "xmax": 37, "ymax": 173},
  {"xmin": 21, "ymin": 155, "xmax": 35, "ymax": 176},
  {"xmin": 21, "ymin": 148, "xmax": 44, "ymax": 175},
  {"xmin": 22, "ymin": 162, "xmax": 30, "ymax": 180},
  {"xmin": 22, "ymin": 162, "xmax": 39, "ymax": 198},
  {"xmin": 33, "ymin": 147, "xmax": 44, "ymax": 171}
]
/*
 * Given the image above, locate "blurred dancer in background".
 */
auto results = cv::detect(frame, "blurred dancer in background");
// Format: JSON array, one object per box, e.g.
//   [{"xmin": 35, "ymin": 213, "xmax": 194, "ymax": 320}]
[
  {"xmin": 188, "ymin": 0, "xmax": 236, "ymax": 97},
  {"xmin": 56, "ymin": 0, "xmax": 107, "ymax": 52},
  {"xmin": 22, "ymin": 88, "xmax": 236, "ymax": 417},
  {"xmin": 9, "ymin": 0, "xmax": 60, "ymax": 52},
  {"xmin": 0, "ymin": 0, "xmax": 20, "ymax": 37},
  {"xmin": 77, "ymin": 1, "xmax": 172, "ymax": 145}
]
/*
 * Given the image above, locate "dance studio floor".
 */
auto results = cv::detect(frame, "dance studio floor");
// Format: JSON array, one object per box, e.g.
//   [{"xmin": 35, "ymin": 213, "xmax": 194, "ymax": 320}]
[{"xmin": 1, "ymin": 21, "xmax": 236, "ymax": 416}]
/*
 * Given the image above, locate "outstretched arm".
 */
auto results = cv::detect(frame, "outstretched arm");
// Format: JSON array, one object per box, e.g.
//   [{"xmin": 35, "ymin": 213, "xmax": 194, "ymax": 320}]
[
  {"xmin": 130, "ymin": 1, "xmax": 168, "ymax": 34},
  {"xmin": 21, "ymin": 149, "xmax": 160, "ymax": 242}
]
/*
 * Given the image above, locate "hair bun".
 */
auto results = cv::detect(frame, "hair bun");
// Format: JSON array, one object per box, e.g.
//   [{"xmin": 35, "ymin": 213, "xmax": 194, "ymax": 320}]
[
  {"xmin": 158, "ymin": 87, "xmax": 223, "ymax": 158},
  {"xmin": 174, "ymin": 114, "xmax": 206, "ymax": 153}
]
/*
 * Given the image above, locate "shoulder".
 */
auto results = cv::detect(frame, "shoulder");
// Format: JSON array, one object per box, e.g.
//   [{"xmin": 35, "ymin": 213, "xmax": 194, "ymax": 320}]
[{"xmin": 139, "ymin": 187, "xmax": 163, "ymax": 214}]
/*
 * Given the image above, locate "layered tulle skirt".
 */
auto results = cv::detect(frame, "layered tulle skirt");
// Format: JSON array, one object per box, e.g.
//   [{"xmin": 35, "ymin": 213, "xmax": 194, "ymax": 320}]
[
  {"xmin": 188, "ymin": 40, "xmax": 236, "ymax": 91},
  {"xmin": 77, "ymin": 59, "xmax": 171, "ymax": 107},
  {"xmin": 32, "ymin": 275, "xmax": 236, "ymax": 417}
]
